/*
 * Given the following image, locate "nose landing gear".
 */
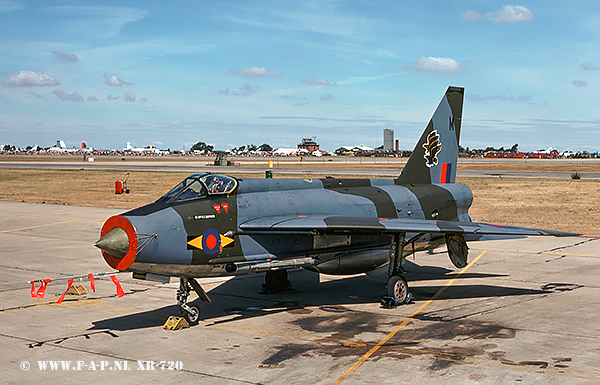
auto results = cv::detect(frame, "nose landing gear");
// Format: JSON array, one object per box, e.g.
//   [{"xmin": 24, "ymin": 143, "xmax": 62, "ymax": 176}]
[{"xmin": 177, "ymin": 277, "xmax": 210, "ymax": 326}]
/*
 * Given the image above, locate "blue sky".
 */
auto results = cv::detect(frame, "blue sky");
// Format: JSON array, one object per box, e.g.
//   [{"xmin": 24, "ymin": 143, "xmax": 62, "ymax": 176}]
[{"xmin": 1, "ymin": 1, "xmax": 599, "ymax": 152}]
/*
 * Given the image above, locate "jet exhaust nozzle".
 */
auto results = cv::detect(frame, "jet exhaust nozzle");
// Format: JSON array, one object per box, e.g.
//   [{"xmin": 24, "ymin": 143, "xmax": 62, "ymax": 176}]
[{"xmin": 95, "ymin": 227, "xmax": 129, "ymax": 259}]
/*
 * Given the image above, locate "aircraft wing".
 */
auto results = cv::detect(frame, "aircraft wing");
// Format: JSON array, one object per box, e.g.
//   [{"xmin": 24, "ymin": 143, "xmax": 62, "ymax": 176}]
[{"xmin": 239, "ymin": 215, "xmax": 579, "ymax": 237}]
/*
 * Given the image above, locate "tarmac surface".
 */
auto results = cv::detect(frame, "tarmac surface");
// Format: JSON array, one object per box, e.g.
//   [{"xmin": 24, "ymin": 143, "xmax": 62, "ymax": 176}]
[
  {"xmin": 1, "ymin": 158, "xmax": 599, "ymax": 179},
  {"xmin": 2, "ymin": 201, "xmax": 600, "ymax": 384}
]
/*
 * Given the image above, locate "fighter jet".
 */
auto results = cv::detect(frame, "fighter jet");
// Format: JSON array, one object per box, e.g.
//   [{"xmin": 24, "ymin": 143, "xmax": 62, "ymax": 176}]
[{"xmin": 94, "ymin": 87, "xmax": 576, "ymax": 325}]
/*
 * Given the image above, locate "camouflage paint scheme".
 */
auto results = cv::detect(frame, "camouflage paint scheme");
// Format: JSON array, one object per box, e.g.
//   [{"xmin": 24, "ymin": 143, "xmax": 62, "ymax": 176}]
[{"xmin": 95, "ymin": 87, "xmax": 576, "ymax": 318}]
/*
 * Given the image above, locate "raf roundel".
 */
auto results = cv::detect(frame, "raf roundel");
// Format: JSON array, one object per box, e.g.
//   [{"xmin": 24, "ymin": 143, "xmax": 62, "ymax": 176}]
[{"xmin": 201, "ymin": 228, "xmax": 221, "ymax": 256}]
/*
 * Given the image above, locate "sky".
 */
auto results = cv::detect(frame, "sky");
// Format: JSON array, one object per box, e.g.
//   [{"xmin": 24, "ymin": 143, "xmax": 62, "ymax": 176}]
[{"xmin": 1, "ymin": 0, "xmax": 599, "ymax": 152}]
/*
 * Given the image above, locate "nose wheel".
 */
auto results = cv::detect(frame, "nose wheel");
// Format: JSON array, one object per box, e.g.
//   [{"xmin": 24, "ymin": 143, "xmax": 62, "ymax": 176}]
[{"xmin": 177, "ymin": 277, "xmax": 205, "ymax": 325}]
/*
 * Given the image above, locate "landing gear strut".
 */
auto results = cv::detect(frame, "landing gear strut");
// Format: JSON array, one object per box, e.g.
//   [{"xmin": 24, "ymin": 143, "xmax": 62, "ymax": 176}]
[
  {"xmin": 262, "ymin": 269, "xmax": 291, "ymax": 294},
  {"xmin": 177, "ymin": 277, "xmax": 210, "ymax": 325},
  {"xmin": 381, "ymin": 233, "xmax": 412, "ymax": 308}
]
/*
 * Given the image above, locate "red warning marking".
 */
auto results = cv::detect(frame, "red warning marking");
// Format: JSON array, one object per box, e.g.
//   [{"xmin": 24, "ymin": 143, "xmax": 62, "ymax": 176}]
[
  {"xmin": 100, "ymin": 215, "xmax": 138, "ymax": 271},
  {"xmin": 222, "ymin": 203, "xmax": 229, "ymax": 213},
  {"xmin": 88, "ymin": 273, "xmax": 96, "ymax": 292},
  {"xmin": 213, "ymin": 204, "xmax": 221, "ymax": 214},
  {"xmin": 29, "ymin": 272, "xmax": 125, "ymax": 302},
  {"xmin": 30, "ymin": 279, "xmax": 52, "ymax": 299},
  {"xmin": 56, "ymin": 279, "xmax": 74, "ymax": 304},
  {"xmin": 37, "ymin": 279, "xmax": 51, "ymax": 298},
  {"xmin": 111, "ymin": 275, "xmax": 125, "ymax": 298}
]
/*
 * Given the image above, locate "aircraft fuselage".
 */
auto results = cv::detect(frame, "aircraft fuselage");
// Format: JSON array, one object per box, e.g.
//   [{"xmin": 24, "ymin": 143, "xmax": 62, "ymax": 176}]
[{"xmin": 98, "ymin": 175, "xmax": 473, "ymax": 279}]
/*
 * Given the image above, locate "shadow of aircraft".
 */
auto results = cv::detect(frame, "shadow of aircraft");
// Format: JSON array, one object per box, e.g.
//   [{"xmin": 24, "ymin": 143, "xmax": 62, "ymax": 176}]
[{"xmin": 88, "ymin": 260, "xmax": 543, "ymax": 332}]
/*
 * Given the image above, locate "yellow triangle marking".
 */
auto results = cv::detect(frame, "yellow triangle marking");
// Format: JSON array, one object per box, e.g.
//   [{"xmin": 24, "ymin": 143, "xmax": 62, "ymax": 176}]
[
  {"xmin": 220, "ymin": 235, "xmax": 234, "ymax": 248},
  {"xmin": 187, "ymin": 235, "xmax": 204, "ymax": 250}
]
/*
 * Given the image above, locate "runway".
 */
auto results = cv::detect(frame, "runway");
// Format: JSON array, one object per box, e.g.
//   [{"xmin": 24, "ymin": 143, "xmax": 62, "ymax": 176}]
[
  {"xmin": 2, "ymin": 201, "xmax": 600, "ymax": 384},
  {"xmin": 1, "ymin": 157, "xmax": 599, "ymax": 179}
]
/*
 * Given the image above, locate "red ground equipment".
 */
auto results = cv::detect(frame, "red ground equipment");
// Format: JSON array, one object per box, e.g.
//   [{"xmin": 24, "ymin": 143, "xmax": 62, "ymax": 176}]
[{"xmin": 115, "ymin": 172, "xmax": 130, "ymax": 194}]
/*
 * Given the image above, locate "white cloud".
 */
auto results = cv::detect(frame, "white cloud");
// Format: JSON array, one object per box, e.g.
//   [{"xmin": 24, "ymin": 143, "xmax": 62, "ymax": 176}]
[
  {"xmin": 486, "ymin": 5, "xmax": 534, "ymax": 24},
  {"xmin": 581, "ymin": 62, "xmax": 599, "ymax": 71},
  {"xmin": 107, "ymin": 95, "xmax": 119, "ymax": 101},
  {"xmin": 104, "ymin": 73, "xmax": 131, "ymax": 86},
  {"xmin": 220, "ymin": 83, "xmax": 257, "ymax": 96},
  {"xmin": 462, "ymin": 6, "xmax": 534, "ymax": 24},
  {"xmin": 52, "ymin": 51, "xmax": 79, "ymax": 62},
  {"xmin": 125, "ymin": 121, "xmax": 149, "ymax": 127},
  {"xmin": 124, "ymin": 91, "xmax": 136, "ymax": 102},
  {"xmin": 467, "ymin": 94, "xmax": 532, "ymax": 101},
  {"xmin": 460, "ymin": 10, "xmax": 482, "ymax": 21},
  {"xmin": 46, "ymin": 6, "xmax": 149, "ymax": 39},
  {"xmin": 2, "ymin": 70, "xmax": 59, "ymax": 87},
  {"xmin": 87, "ymin": 96, "xmax": 100, "ymax": 102},
  {"xmin": 228, "ymin": 66, "xmax": 282, "ymax": 78},
  {"xmin": 572, "ymin": 80, "xmax": 587, "ymax": 87},
  {"xmin": 52, "ymin": 90, "xmax": 84, "ymax": 102},
  {"xmin": 303, "ymin": 78, "xmax": 336, "ymax": 86},
  {"xmin": 240, "ymin": 83, "xmax": 256, "ymax": 95},
  {"xmin": 411, "ymin": 57, "xmax": 467, "ymax": 73},
  {"xmin": 0, "ymin": 0, "xmax": 24, "ymax": 13},
  {"xmin": 320, "ymin": 93, "xmax": 334, "ymax": 101}
]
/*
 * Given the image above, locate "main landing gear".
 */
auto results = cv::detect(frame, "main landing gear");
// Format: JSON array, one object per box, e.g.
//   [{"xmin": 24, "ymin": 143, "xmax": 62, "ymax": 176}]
[
  {"xmin": 177, "ymin": 277, "xmax": 211, "ymax": 325},
  {"xmin": 381, "ymin": 233, "xmax": 413, "ymax": 309},
  {"xmin": 261, "ymin": 269, "xmax": 291, "ymax": 294}
]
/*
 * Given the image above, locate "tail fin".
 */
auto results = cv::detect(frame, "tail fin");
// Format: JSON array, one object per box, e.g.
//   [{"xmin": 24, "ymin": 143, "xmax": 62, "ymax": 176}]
[{"xmin": 397, "ymin": 86, "xmax": 464, "ymax": 185}]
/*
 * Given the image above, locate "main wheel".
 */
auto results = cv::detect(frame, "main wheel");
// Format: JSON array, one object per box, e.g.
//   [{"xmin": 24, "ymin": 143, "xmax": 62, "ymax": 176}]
[
  {"xmin": 386, "ymin": 275, "xmax": 409, "ymax": 304},
  {"xmin": 264, "ymin": 270, "xmax": 290, "ymax": 292},
  {"xmin": 182, "ymin": 306, "xmax": 200, "ymax": 326}
]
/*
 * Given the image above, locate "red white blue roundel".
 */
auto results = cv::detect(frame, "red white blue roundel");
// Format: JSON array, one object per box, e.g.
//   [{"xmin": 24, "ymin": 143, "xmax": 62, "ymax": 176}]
[{"xmin": 201, "ymin": 228, "xmax": 221, "ymax": 256}]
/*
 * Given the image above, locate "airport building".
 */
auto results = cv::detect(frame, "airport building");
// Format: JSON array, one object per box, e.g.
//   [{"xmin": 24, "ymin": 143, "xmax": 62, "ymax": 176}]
[
  {"xmin": 298, "ymin": 138, "xmax": 319, "ymax": 153},
  {"xmin": 383, "ymin": 128, "xmax": 394, "ymax": 151}
]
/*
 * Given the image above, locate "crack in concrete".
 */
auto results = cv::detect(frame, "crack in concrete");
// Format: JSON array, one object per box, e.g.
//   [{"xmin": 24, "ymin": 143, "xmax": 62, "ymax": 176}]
[{"xmin": 546, "ymin": 238, "xmax": 596, "ymax": 253}]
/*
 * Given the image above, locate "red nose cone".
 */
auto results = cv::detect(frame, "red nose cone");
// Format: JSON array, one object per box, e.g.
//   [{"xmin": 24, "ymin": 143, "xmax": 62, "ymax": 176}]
[{"xmin": 97, "ymin": 215, "xmax": 138, "ymax": 270}]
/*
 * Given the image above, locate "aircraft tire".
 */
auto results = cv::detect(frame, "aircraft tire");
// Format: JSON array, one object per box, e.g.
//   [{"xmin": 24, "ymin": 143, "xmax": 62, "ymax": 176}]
[
  {"xmin": 386, "ymin": 275, "xmax": 409, "ymax": 305},
  {"xmin": 183, "ymin": 306, "xmax": 200, "ymax": 326},
  {"xmin": 264, "ymin": 270, "xmax": 290, "ymax": 292}
]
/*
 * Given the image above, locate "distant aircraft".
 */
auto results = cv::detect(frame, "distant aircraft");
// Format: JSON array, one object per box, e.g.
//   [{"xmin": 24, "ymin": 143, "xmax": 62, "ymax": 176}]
[
  {"xmin": 81, "ymin": 142, "xmax": 94, "ymax": 153},
  {"xmin": 94, "ymin": 87, "xmax": 577, "ymax": 325},
  {"xmin": 536, "ymin": 147, "xmax": 556, "ymax": 154},
  {"xmin": 47, "ymin": 140, "xmax": 68, "ymax": 152},
  {"xmin": 273, "ymin": 148, "xmax": 297, "ymax": 156},
  {"xmin": 124, "ymin": 142, "xmax": 160, "ymax": 154}
]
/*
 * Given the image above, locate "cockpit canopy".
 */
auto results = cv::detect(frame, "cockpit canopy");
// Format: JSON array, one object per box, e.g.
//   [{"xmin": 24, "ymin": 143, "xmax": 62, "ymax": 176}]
[{"xmin": 159, "ymin": 174, "xmax": 237, "ymax": 202}]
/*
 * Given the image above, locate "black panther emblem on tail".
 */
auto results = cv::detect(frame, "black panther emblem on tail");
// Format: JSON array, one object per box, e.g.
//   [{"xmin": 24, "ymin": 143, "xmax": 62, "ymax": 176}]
[{"xmin": 422, "ymin": 130, "xmax": 441, "ymax": 168}]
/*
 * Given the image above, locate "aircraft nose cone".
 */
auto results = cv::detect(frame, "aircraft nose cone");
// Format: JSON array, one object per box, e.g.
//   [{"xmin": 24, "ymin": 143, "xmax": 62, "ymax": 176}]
[{"xmin": 95, "ymin": 226, "xmax": 129, "ymax": 259}]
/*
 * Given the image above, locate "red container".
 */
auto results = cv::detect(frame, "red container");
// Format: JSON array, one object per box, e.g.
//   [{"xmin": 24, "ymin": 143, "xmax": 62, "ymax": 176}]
[
  {"xmin": 115, "ymin": 172, "xmax": 130, "ymax": 194},
  {"xmin": 115, "ymin": 180, "xmax": 124, "ymax": 194}
]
